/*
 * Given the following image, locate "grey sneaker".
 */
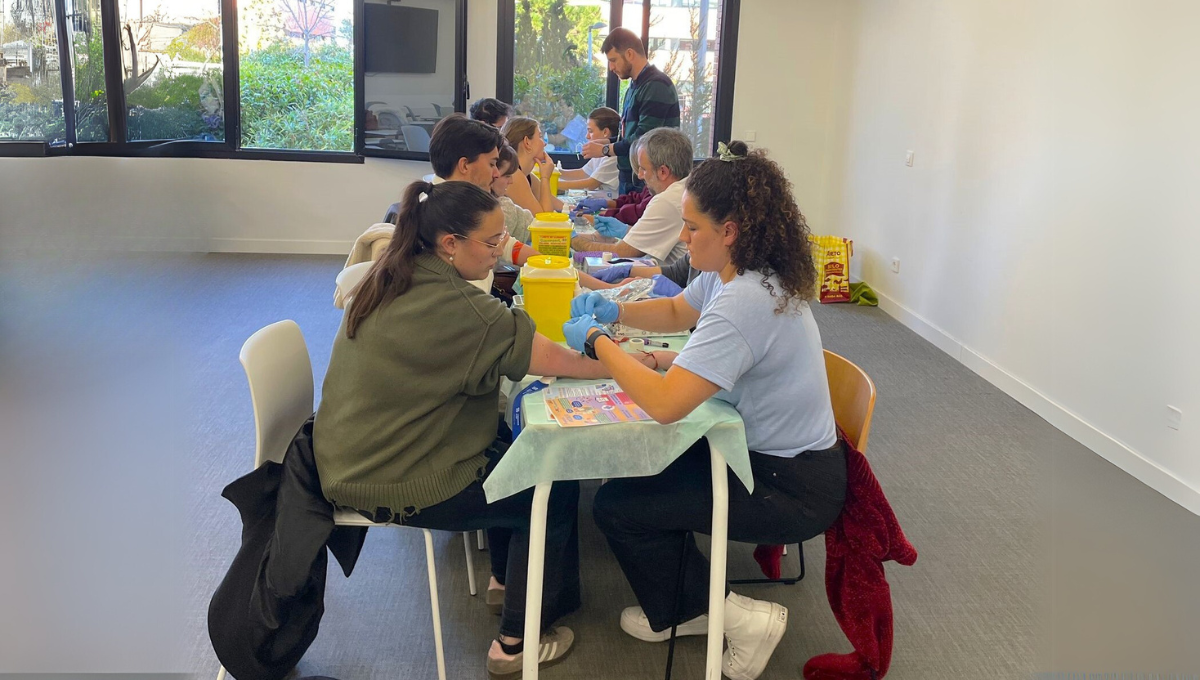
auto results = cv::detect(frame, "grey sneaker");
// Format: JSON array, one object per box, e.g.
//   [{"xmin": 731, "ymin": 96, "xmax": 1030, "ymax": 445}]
[
  {"xmin": 721, "ymin": 593, "xmax": 788, "ymax": 680},
  {"xmin": 619, "ymin": 606, "xmax": 709, "ymax": 642},
  {"xmin": 486, "ymin": 626, "xmax": 575, "ymax": 680}
]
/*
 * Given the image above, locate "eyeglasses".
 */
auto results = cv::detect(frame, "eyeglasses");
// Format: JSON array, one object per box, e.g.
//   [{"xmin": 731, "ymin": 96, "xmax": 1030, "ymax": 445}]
[{"xmin": 455, "ymin": 229, "xmax": 509, "ymax": 253}]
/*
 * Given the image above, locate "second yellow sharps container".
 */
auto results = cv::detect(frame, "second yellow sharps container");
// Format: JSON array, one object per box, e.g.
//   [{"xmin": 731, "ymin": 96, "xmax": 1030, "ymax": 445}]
[{"xmin": 520, "ymin": 255, "xmax": 578, "ymax": 342}]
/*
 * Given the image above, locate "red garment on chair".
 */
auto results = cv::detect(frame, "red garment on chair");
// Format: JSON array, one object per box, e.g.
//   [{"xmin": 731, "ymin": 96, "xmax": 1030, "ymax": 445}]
[{"xmin": 755, "ymin": 438, "xmax": 917, "ymax": 679}]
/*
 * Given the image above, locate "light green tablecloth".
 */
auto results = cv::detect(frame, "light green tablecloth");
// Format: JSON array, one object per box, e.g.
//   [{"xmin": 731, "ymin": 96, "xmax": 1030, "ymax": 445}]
[{"xmin": 483, "ymin": 334, "xmax": 753, "ymax": 502}]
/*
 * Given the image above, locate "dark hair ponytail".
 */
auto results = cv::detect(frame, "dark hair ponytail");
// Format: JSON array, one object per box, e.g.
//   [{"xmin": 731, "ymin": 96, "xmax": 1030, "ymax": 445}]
[
  {"xmin": 345, "ymin": 180, "xmax": 499, "ymax": 338},
  {"xmin": 686, "ymin": 141, "xmax": 818, "ymax": 311}
]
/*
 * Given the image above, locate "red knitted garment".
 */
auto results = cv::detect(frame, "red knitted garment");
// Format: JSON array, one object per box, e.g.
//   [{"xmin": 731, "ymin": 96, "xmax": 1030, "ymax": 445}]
[{"xmin": 755, "ymin": 439, "xmax": 917, "ymax": 679}]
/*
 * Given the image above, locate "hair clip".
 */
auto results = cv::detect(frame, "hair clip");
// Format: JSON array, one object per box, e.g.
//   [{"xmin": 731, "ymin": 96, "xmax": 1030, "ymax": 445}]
[{"xmin": 716, "ymin": 141, "xmax": 745, "ymax": 162}]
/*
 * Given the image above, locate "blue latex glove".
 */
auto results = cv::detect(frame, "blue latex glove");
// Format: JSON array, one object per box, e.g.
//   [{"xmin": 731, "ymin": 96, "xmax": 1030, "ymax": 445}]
[
  {"xmin": 650, "ymin": 274, "xmax": 683, "ymax": 297},
  {"xmin": 593, "ymin": 215, "xmax": 630, "ymax": 239},
  {"xmin": 569, "ymin": 291, "xmax": 620, "ymax": 322},
  {"xmin": 592, "ymin": 263, "xmax": 633, "ymax": 283},
  {"xmin": 563, "ymin": 315, "xmax": 605, "ymax": 353},
  {"xmin": 570, "ymin": 197, "xmax": 609, "ymax": 218}
]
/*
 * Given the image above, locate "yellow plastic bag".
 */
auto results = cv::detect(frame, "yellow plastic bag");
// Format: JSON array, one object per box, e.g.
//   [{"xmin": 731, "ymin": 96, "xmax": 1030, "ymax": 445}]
[{"xmin": 809, "ymin": 235, "xmax": 853, "ymax": 304}]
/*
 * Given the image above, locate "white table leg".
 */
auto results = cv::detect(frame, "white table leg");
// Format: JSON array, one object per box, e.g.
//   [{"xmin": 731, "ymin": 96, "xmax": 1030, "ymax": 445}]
[
  {"xmin": 707, "ymin": 445, "xmax": 729, "ymax": 680},
  {"xmin": 523, "ymin": 482, "xmax": 553, "ymax": 679}
]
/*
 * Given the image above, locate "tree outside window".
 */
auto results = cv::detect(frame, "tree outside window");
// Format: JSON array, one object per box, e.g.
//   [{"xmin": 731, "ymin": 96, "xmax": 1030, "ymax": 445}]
[{"xmin": 238, "ymin": 0, "xmax": 352, "ymax": 151}]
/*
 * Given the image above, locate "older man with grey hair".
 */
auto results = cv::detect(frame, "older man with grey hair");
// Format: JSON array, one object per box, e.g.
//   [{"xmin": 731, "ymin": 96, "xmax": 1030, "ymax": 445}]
[{"xmin": 571, "ymin": 127, "xmax": 693, "ymax": 264}]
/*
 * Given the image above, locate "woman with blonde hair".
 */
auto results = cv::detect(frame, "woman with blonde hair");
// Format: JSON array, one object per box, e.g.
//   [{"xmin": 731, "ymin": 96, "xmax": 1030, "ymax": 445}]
[{"xmin": 501, "ymin": 116, "xmax": 564, "ymax": 215}]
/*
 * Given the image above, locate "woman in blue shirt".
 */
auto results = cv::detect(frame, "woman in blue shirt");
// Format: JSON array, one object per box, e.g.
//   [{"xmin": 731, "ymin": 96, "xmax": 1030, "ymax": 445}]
[{"xmin": 564, "ymin": 141, "xmax": 847, "ymax": 680}]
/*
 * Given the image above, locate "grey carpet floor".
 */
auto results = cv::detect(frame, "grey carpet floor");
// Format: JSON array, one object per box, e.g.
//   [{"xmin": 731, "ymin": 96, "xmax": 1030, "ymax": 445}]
[{"xmin": 1, "ymin": 253, "xmax": 1197, "ymax": 679}]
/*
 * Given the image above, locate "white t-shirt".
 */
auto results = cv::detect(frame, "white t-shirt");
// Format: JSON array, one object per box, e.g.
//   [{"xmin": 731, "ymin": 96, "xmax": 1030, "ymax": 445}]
[
  {"xmin": 581, "ymin": 156, "xmax": 619, "ymax": 193},
  {"xmin": 621, "ymin": 179, "xmax": 688, "ymax": 264},
  {"xmin": 673, "ymin": 271, "xmax": 838, "ymax": 457}
]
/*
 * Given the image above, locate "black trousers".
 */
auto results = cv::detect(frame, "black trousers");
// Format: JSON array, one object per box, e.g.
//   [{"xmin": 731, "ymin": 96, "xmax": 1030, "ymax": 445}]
[
  {"xmin": 366, "ymin": 437, "xmax": 581, "ymax": 639},
  {"xmin": 593, "ymin": 437, "xmax": 847, "ymax": 632}
]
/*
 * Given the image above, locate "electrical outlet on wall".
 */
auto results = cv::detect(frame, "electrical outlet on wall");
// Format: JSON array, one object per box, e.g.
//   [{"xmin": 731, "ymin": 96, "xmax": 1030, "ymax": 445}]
[
  {"xmin": 891, "ymin": 258, "xmax": 901, "ymax": 274},
  {"xmin": 745, "ymin": 130, "xmax": 757, "ymax": 142},
  {"xmin": 1167, "ymin": 405, "xmax": 1182, "ymax": 431},
  {"xmin": 905, "ymin": 150, "xmax": 915, "ymax": 167}
]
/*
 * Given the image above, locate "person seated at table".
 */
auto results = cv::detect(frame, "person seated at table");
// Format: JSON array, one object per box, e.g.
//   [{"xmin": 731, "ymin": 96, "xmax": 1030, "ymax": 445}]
[
  {"xmin": 315, "ymin": 180, "xmax": 664, "ymax": 678},
  {"xmin": 501, "ymin": 116, "xmax": 564, "ymax": 215},
  {"xmin": 492, "ymin": 143, "xmax": 536, "ymax": 245},
  {"xmin": 470, "ymin": 97, "xmax": 514, "ymax": 129},
  {"xmin": 556, "ymin": 107, "xmax": 620, "ymax": 194},
  {"xmin": 562, "ymin": 141, "xmax": 847, "ymax": 680},
  {"xmin": 570, "ymin": 127, "xmax": 690, "ymax": 265}
]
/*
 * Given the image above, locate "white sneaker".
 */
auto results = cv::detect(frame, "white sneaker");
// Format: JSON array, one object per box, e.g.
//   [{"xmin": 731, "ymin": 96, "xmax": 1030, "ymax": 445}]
[
  {"xmin": 721, "ymin": 592, "xmax": 788, "ymax": 680},
  {"xmin": 619, "ymin": 606, "xmax": 709, "ymax": 642}
]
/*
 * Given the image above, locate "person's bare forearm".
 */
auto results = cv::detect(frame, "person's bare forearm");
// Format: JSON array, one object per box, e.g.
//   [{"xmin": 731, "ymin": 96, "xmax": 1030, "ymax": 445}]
[
  {"xmin": 558, "ymin": 177, "xmax": 601, "ymax": 191},
  {"xmin": 615, "ymin": 297, "xmax": 695, "ymax": 333},
  {"xmin": 578, "ymin": 271, "xmax": 618, "ymax": 290},
  {"xmin": 528, "ymin": 333, "xmax": 608, "ymax": 378},
  {"xmin": 628, "ymin": 265, "xmax": 663, "ymax": 279},
  {"xmin": 571, "ymin": 237, "xmax": 644, "ymax": 257}
]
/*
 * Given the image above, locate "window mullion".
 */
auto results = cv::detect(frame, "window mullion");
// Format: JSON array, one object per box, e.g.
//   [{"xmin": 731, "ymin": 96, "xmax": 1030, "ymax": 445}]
[
  {"xmin": 712, "ymin": 0, "xmax": 739, "ymax": 153},
  {"xmin": 52, "ymin": 0, "xmax": 77, "ymax": 148},
  {"xmin": 223, "ymin": 0, "xmax": 240, "ymax": 151},
  {"xmin": 99, "ymin": 0, "xmax": 127, "ymax": 144},
  {"xmin": 606, "ymin": 0, "xmax": 622, "ymax": 109}
]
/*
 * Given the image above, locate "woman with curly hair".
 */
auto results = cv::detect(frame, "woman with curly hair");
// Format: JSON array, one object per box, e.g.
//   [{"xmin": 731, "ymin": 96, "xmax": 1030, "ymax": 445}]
[{"xmin": 562, "ymin": 141, "xmax": 846, "ymax": 680}]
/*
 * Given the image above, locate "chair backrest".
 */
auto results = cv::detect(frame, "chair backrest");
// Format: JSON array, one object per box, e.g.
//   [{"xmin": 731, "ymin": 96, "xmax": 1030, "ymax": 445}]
[
  {"xmin": 402, "ymin": 125, "xmax": 431, "ymax": 152},
  {"xmin": 382, "ymin": 201, "xmax": 401, "ymax": 225},
  {"xmin": 239, "ymin": 320, "xmax": 315, "ymax": 469},
  {"xmin": 824, "ymin": 350, "xmax": 877, "ymax": 452},
  {"xmin": 336, "ymin": 261, "xmax": 374, "ymax": 303}
]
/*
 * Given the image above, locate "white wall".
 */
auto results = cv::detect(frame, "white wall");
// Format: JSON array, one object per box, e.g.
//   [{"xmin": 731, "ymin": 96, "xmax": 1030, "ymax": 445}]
[
  {"xmin": 822, "ymin": 0, "xmax": 1200, "ymax": 514},
  {"xmin": 728, "ymin": 0, "xmax": 856, "ymax": 235}
]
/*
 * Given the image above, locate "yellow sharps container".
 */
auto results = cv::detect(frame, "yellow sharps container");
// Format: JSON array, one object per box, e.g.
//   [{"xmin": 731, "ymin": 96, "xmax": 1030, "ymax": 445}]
[
  {"xmin": 528, "ymin": 212, "xmax": 573, "ymax": 258},
  {"xmin": 520, "ymin": 255, "xmax": 578, "ymax": 342}
]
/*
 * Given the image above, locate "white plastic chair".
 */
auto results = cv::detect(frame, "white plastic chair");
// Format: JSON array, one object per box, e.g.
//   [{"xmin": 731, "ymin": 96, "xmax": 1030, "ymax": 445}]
[{"xmin": 216, "ymin": 320, "xmax": 478, "ymax": 680}]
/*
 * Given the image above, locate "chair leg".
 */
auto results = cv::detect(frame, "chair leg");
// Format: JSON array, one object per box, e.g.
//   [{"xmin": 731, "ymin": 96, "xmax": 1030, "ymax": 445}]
[
  {"xmin": 463, "ymin": 531, "xmax": 478, "ymax": 596},
  {"xmin": 728, "ymin": 543, "xmax": 806, "ymax": 586},
  {"xmin": 424, "ymin": 529, "xmax": 448, "ymax": 680},
  {"xmin": 477, "ymin": 528, "xmax": 487, "ymax": 550}
]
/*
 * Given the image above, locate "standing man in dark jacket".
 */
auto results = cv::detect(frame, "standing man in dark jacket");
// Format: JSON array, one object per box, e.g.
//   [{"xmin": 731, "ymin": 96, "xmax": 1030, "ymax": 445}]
[{"xmin": 582, "ymin": 27, "xmax": 681, "ymax": 194}]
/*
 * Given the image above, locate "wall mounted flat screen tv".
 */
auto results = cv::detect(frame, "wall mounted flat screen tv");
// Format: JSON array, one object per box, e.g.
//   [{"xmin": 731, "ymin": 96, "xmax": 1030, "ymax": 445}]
[{"xmin": 364, "ymin": 4, "xmax": 439, "ymax": 74}]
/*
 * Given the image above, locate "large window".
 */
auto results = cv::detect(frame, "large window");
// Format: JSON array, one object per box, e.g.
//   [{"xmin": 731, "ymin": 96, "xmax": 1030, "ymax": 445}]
[
  {"xmin": 499, "ymin": 0, "xmax": 738, "ymax": 160},
  {"xmin": 649, "ymin": 0, "xmax": 720, "ymax": 157},
  {"xmin": 0, "ymin": 0, "xmax": 66, "ymax": 142},
  {"xmin": 239, "ymin": 0, "xmax": 354, "ymax": 151},
  {"xmin": 64, "ymin": 0, "xmax": 108, "ymax": 141},
  {"xmin": 360, "ymin": 0, "xmax": 461, "ymax": 156},
  {"xmin": 119, "ymin": 0, "xmax": 225, "ymax": 142}
]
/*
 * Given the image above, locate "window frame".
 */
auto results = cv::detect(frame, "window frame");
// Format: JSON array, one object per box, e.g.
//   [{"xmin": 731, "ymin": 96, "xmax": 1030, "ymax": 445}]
[
  {"xmin": 494, "ymin": 0, "xmax": 739, "ymax": 163},
  {"xmin": 1, "ymin": 0, "xmax": 470, "ymax": 161}
]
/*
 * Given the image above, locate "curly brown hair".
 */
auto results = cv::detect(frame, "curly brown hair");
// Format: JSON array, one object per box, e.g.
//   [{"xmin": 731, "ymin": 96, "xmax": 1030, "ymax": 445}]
[{"xmin": 685, "ymin": 141, "xmax": 817, "ymax": 312}]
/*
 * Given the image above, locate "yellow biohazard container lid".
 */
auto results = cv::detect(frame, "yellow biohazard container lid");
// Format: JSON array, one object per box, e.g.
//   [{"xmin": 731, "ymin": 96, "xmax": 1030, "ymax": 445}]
[
  {"xmin": 533, "ymin": 212, "xmax": 570, "ymax": 223},
  {"xmin": 521, "ymin": 255, "xmax": 576, "ymax": 280}
]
